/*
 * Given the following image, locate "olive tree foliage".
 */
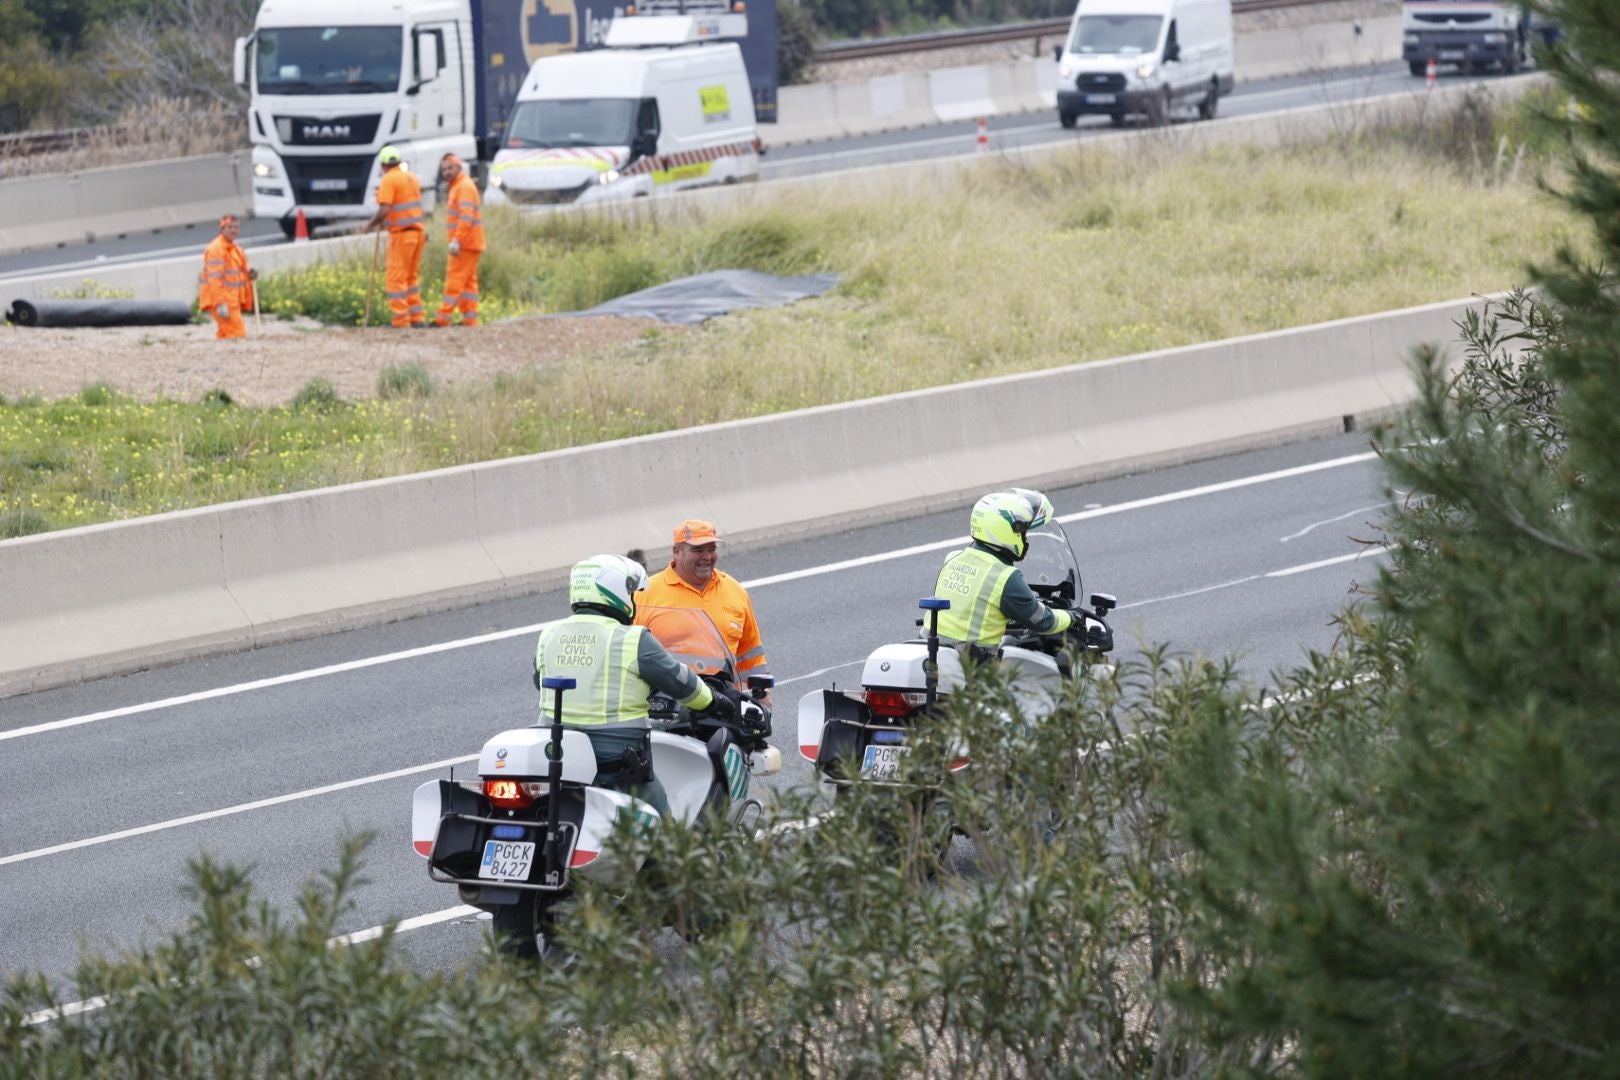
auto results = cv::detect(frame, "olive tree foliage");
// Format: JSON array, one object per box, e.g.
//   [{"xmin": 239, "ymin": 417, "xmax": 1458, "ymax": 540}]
[{"xmin": 1157, "ymin": 1, "xmax": 1620, "ymax": 1071}]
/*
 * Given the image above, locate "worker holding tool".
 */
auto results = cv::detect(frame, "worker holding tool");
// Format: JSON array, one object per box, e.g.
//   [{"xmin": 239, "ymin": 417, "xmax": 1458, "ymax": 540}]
[
  {"xmin": 197, "ymin": 214, "xmax": 256, "ymax": 340},
  {"xmin": 361, "ymin": 145, "xmax": 427, "ymax": 329},
  {"xmin": 434, "ymin": 154, "xmax": 484, "ymax": 327}
]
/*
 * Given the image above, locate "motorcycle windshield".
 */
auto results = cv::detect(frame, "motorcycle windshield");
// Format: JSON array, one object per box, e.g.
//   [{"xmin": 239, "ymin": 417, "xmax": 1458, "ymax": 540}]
[
  {"xmin": 1020, "ymin": 521, "xmax": 1082, "ymax": 604},
  {"xmin": 635, "ymin": 605, "xmax": 739, "ymax": 684}
]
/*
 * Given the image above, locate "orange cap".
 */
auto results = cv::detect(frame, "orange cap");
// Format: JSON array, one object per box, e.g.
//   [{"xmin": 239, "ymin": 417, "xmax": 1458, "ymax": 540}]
[{"xmin": 673, "ymin": 519, "xmax": 721, "ymax": 545}]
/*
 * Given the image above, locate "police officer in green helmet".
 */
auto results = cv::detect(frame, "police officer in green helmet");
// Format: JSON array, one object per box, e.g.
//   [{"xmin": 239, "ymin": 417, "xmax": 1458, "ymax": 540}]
[
  {"xmin": 933, "ymin": 489, "xmax": 1074, "ymax": 653},
  {"xmin": 534, "ymin": 554, "xmax": 737, "ymax": 816}
]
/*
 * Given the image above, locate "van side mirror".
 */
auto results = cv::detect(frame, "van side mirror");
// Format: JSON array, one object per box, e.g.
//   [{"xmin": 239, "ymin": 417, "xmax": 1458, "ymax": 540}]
[
  {"xmin": 633, "ymin": 130, "xmax": 658, "ymax": 158},
  {"xmin": 1052, "ymin": 44, "xmax": 1062, "ymax": 63},
  {"xmin": 1164, "ymin": 40, "xmax": 1180, "ymax": 62}
]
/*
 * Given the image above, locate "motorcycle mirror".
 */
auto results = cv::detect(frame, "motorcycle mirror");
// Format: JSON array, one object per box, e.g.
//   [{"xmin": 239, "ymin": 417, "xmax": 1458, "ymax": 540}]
[
  {"xmin": 747, "ymin": 674, "xmax": 775, "ymax": 692},
  {"xmin": 1089, "ymin": 592, "xmax": 1117, "ymax": 613}
]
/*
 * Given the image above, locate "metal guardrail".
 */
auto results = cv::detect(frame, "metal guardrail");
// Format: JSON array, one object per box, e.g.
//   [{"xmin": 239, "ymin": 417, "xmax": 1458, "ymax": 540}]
[
  {"xmin": 814, "ymin": 0, "xmax": 1339, "ymax": 61},
  {"xmin": 0, "ymin": 128, "xmax": 110, "ymax": 157}
]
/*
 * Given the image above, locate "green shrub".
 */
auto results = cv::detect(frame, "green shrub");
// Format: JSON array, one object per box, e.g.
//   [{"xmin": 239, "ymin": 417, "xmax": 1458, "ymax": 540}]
[
  {"xmin": 377, "ymin": 364, "xmax": 435, "ymax": 400},
  {"xmin": 290, "ymin": 378, "xmax": 343, "ymax": 412},
  {"xmin": 546, "ymin": 245, "xmax": 663, "ymax": 311},
  {"xmin": 75, "ymin": 382, "xmax": 117, "ymax": 407},
  {"xmin": 199, "ymin": 388, "xmax": 234, "ymax": 408}
]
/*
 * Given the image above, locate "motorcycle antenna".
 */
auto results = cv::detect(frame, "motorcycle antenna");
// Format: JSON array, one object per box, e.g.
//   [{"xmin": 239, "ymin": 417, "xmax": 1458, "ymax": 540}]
[
  {"xmin": 539, "ymin": 676, "xmax": 575, "ymax": 890},
  {"xmin": 918, "ymin": 598, "xmax": 950, "ymax": 709}
]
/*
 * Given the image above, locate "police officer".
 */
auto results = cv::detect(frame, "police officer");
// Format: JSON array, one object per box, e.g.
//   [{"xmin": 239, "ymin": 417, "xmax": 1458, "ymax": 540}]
[
  {"xmin": 534, "ymin": 554, "xmax": 738, "ymax": 816},
  {"xmin": 932, "ymin": 489, "xmax": 1074, "ymax": 652}
]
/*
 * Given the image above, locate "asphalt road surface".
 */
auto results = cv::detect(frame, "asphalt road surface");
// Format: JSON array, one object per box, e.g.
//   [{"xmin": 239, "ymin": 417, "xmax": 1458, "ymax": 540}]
[{"xmin": 2, "ymin": 430, "xmax": 1398, "ymax": 996}]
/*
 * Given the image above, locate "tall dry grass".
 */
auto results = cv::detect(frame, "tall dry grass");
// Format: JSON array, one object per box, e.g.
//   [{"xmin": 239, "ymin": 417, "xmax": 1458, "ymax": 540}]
[{"xmin": 0, "ymin": 99, "xmax": 245, "ymax": 180}]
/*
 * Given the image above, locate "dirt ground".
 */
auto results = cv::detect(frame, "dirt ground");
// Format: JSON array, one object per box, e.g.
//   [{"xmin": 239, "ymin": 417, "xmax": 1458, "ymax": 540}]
[{"xmin": 0, "ymin": 314, "xmax": 674, "ymax": 406}]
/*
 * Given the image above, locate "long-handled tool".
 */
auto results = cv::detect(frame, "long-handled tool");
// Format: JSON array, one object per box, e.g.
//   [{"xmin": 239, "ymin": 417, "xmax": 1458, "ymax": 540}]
[
  {"xmin": 363, "ymin": 229, "xmax": 382, "ymax": 328},
  {"xmin": 251, "ymin": 277, "xmax": 263, "ymax": 333}
]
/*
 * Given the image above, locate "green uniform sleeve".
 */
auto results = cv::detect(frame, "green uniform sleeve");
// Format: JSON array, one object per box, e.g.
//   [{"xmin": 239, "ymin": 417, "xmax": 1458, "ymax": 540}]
[
  {"xmin": 999, "ymin": 570, "xmax": 1073, "ymax": 636},
  {"xmin": 633, "ymin": 631, "xmax": 715, "ymax": 710}
]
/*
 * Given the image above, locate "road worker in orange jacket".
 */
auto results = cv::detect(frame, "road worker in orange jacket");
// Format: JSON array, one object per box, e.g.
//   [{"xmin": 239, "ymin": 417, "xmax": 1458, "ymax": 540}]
[
  {"xmin": 198, "ymin": 214, "xmax": 256, "ymax": 340},
  {"xmin": 635, "ymin": 519, "xmax": 771, "ymax": 687},
  {"xmin": 435, "ymin": 154, "xmax": 484, "ymax": 327},
  {"xmin": 361, "ymin": 145, "xmax": 427, "ymax": 328}
]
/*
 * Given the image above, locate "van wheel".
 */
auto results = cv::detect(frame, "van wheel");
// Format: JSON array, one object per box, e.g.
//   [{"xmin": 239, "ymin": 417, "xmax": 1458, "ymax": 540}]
[
  {"xmin": 1198, "ymin": 80, "xmax": 1219, "ymax": 120},
  {"xmin": 1059, "ymin": 110, "xmax": 1077, "ymax": 129}
]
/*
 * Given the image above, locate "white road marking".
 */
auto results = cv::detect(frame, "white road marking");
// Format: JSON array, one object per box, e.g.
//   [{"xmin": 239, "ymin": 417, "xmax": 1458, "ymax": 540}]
[
  {"xmin": 1280, "ymin": 500, "xmax": 1397, "ymax": 542},
  {"xmin": 0, "ymin": 754, "xmax": 478, "ymax": 868},
  {"xmin": 6, "ymin": 447, "xmax": 1378, "ymax": 746}
]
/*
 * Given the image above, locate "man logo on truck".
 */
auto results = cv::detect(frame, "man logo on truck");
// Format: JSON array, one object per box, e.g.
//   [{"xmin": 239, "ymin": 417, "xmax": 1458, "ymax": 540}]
[{"xmin": 523, "ymin": 0, "xmax": 579, "ymax": 61}]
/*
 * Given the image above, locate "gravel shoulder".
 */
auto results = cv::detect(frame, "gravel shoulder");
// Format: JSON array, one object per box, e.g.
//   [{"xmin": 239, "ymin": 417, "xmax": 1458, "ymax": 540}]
[{"xmin": 0, "ymin": 315, "xmax": 673, "ymax": 406}]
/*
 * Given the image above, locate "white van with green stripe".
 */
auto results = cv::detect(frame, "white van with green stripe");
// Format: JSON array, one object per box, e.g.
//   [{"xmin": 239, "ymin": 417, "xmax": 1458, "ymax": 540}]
[{"xmin": 485, "ymin": 34, "xmax": 758, "ymax": 209}]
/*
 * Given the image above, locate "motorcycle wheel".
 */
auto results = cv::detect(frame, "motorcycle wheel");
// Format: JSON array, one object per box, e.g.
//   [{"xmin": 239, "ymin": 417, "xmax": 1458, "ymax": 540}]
[{"xmin": 491, "ymin": 893, "xmax": 565, "ymax": 963}]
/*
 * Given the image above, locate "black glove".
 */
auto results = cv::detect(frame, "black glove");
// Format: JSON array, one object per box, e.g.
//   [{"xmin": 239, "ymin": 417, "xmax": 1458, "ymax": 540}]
[{"xmin": 704, "ymin": 691, "xmax": 739, "ymax": 723}]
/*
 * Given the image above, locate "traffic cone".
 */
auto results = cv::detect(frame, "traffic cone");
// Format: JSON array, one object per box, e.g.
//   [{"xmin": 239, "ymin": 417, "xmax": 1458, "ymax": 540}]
[
  {"xmin": 294, "ymin": 207, "xmax": 310, "ymax": 242},
  {"xmin": 1425, "ymin": 56, "xmax": 1437, "ymax": 90},
  {"xmin": 976, "ymin": 117, "xmax": 989, "ymax": 154}
]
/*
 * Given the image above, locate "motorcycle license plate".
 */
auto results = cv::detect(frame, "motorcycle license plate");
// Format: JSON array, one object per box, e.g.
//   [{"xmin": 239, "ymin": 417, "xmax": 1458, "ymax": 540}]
[
  {"xmin": 1085, "ymin": 93, "xmax": 1116, "ymax": 105},
  {"xmin": 479, "ymin": 840, "xmax": 535, "ymax": 883},
  {"xmin": 861, "ymin": 744, "xmax": 910, "ymax": 780}
]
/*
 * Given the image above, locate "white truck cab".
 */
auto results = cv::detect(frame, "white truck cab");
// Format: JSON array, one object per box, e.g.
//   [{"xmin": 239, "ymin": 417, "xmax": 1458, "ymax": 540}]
[
  {"xmin": 236, "ymin": 0, "xmax": 474, "ymax": 236},
  {"xmin": 1054, "ymin": 0, "xmax": 1234, "ymax": 128},
  {"xmin": 485, "ymin": 1, "xmax": 759, "ymax": 208}
]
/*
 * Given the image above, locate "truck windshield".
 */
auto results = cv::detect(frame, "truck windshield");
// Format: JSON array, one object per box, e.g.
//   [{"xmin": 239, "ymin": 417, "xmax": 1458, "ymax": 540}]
[
  {"xmin": 255, "ymin": 27, "xmax": 403, "ymax": 95},
  {"xmin": 1069, "ymin": 15, "xmax": 1164, "ymax": 55},
  {"xmin": 505, "ymin": 99, "xmax": 638, "ymax": 149}
]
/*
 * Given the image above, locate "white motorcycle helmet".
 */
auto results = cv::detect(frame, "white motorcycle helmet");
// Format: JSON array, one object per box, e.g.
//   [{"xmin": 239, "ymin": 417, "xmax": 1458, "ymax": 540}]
[
  {"xmin": 568, "ymin": 553, "xmax": 648, "ymax": 623},
  {"xmin": 1008, "ymin": 487, "xmax": 1055, "ymax": 531}
]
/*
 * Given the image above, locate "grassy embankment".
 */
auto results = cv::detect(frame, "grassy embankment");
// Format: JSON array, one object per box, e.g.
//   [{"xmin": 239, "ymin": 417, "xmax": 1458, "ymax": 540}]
[{"xmin": 0, "ymin": 91, "xmax": 1583, "ymax": 538}]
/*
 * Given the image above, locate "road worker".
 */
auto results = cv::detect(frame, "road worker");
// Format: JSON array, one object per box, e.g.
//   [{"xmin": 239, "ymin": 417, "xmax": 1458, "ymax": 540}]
[
  {"xmin": 932, "ymin": 490, "xmax": 1074, "ymax": 654},
  {"xmin": 361, "ymin": 145, "xmax": 427, "ymax": 328},
  {"xmin": 635, "ymin": 519, "xmax": 771, "ymax": 686},
  {"xmin": 197, "ymin": 214, "xmax": 256, "ymax": 340},
  {"xmin": 535, "ymin": 554, "xmax": 738, "ymax": 816},
  {"xmin": 435, "ymin": 154, "xmax": 484, "ymax": 327}
]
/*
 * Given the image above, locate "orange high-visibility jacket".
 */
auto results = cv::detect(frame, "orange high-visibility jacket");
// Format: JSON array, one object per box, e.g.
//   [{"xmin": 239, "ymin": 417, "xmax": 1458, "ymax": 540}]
[
  {"xmin": 197, "ymin": 235, "xmax": 252, "ymax": 310},
  {"xmin": 637, "ymin": 567, "xmax": 768, "ymax": 674},
  {"xmin": 377, "ymin": 169, "xmax": 425, "ymax": 231},
  {"xmin": 445, "ymin": 171, "xmax": 485, "ymax": 252}
]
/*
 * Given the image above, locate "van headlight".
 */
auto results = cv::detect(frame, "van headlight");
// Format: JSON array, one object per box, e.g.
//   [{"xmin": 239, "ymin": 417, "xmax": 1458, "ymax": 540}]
[
  {"xmin": 1136, "ymin": 61, "xmax": 1157, "ymax": 80},
  {"xmin": 1058, "ymin": 60, "xmax": 1077, "ymax": 79},
  {"xmin": 596, "ymin": 168, "xmax": 620, "ymax": 186},
  {"xmin": 489, "ymin": 174, "xmax": 504, "ymax": 190}
]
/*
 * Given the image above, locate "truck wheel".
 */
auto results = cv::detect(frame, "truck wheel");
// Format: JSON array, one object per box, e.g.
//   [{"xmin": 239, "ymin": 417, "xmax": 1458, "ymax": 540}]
[
  {"xmin": 1409, "ymin": 60, "xmax": 1427, "ymax": 76},
  {"xmin": 1198, "ymin": 79, "xmax": 1220, "ymax": 120},
  {"xmin": 491, "ymin": 894, "xmax": 565, "ymax": 963},
  {"xmin": 1059, "ymin": 110, "xmax": 1077, "ymax": 129},
  {"xmin": 278, "ymin": 216, "xmax": 299, "ymax": 240}
]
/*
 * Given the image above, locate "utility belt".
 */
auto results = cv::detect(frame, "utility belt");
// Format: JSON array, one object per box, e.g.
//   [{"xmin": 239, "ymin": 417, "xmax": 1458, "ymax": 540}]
[{"xmin": 579, "ymin": 726, "xmax": 654, "ymax": 785}]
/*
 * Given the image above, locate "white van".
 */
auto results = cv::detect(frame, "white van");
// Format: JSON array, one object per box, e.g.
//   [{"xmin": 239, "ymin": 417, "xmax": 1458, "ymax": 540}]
[
  {"xmin": 485, "ymin": 41, "xmax": 759, "ymax": 208},
  {"xmin": 1054, "ymin": 0, "xmax": 1235, "ymax": 128}
]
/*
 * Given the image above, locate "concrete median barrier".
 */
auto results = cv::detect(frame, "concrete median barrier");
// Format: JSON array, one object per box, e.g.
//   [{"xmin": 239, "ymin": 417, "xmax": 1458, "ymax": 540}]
[
  {"xmin": 929, "ymin": 65, "xmax": 999, "ymax": 124},
  {"xmin": 0, "ymin": 294, "xmax": 1486, "ymax": 697},
  {"xmin": 0, "ymin": 154, "xmax": 251, "ymax": 255}
]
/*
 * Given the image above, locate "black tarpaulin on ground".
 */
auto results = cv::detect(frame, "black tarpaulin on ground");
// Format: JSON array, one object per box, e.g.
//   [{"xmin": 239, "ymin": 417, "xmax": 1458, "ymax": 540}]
[
  {"xmin": 6, "ymin": 298, "xmax": 193, "ymax": 328},
  {"xmin": 566, "ymin": 269, "xmax": 842, "ymax": 325}
]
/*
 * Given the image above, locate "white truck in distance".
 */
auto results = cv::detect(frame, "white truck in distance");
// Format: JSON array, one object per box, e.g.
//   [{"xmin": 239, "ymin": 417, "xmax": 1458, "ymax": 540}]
[{"xmin": 1400, "ymin": 1, "xmax": 1558, "ymax": 76}]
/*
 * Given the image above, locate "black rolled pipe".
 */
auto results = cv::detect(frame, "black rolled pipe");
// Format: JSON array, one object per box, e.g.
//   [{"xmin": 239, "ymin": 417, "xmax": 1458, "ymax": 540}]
[{"xmin": 5, "ymin": 298, "xmax": 193, "ymax": 328}]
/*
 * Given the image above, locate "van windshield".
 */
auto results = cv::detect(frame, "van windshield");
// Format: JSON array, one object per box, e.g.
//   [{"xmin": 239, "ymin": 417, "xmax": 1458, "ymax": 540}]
[
  {"xmin": 505, "ymin": 99, "xmax": 637, "ymax": 149},
  {"xmin": 1069, "ymin": 14, "xmax": 1163, "ymax": 55}
]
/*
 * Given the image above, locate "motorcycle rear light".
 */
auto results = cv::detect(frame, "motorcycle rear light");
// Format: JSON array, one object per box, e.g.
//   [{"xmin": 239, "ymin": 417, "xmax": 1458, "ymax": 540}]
[
  {"xmin": 865, "ymin": 689, "xmax": 926, "ymax": 718},
  {"xmin": 483, "ymin": 780, "xmax": 547, "ymax": 809}
]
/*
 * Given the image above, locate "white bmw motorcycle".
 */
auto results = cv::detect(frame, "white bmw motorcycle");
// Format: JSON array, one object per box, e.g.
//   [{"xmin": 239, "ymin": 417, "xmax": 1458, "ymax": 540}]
[
  {"xmin": 797, "ymin": 518, "xmax": 1116, "ymax": 790},
  {"xmin": 411, "ymin": 606, "xmax": 779, "ymax": 959}
]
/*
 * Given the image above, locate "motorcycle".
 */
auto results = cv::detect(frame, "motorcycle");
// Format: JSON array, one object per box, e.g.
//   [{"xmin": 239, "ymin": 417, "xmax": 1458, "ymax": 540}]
[
  {"xmin": 410, "ymin": 605, "xmax": 780, "ymax": 959},
  {"xmin": 796, "ymin": 517, "xmax": 1116, "ymax": 793}
]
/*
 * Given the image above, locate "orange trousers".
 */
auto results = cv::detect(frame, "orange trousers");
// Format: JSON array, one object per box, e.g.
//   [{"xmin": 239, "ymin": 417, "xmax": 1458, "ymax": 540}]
[
  {"xmin": 385, "ymin": 228, "xmax": 426, "ymax": 327},
  {"xmin": 435, "ymin": 250, "xmax": 481, "ymax": 326},
  {"xmin": 211, "ymin": 305, "xmax": 246, "ymax": 340}
]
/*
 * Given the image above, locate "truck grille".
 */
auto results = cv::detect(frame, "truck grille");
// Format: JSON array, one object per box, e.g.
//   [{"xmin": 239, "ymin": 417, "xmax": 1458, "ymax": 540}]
[
  {"xmin": 1076, "ymin": 73, "xmax": 1127, "ymax": 92},
  {"xmin": 505, "ymin": 184, "xmax": 590, "ymax": 206},
  {"xmin": 283, "ymin": 155, "xmax": 374, "ymax": 206},
  {"xmin": 274, "ymin": 114, "xmax": 382, "ymax": 146}
]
